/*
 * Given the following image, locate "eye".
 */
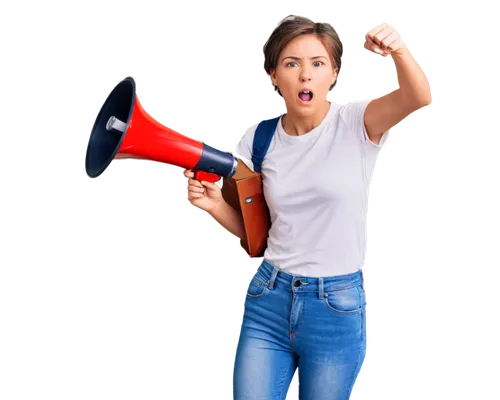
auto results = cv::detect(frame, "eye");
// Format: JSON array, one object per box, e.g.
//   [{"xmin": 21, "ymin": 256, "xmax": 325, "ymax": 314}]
[
  {"xmin": 286, "ymin": 61, "xmax": 298, "ymax": 67},
  {"xmin": 313, "ymin": 61, "xmax": 324, "ymax": 67}
]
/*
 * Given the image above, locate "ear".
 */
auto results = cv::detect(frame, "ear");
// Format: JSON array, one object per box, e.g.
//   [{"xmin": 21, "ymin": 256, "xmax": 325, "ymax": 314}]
[
  {"xmin": 270, "ymin": 68, "xmax": 277, "ymax": 85},
  {"xmin": 331, "ymin": 68, "xmax": 339, "ymax": 85}
]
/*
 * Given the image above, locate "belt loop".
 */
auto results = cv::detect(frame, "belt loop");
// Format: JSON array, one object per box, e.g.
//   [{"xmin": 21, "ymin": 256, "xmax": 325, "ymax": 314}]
[
  {"xmin": 318, "ymin": 277, "xmax": 324, "ymax": 299},
  {"xmin": 361, "ymin": 264, "xmax": 368, "ymax": 293},
  {"xmin": 269, "ymin": 266, "xmax": 279, "ymax": 290},
  {"xmin": 359, "ymin": 264, "xmax": 368, "ymax": 292}
]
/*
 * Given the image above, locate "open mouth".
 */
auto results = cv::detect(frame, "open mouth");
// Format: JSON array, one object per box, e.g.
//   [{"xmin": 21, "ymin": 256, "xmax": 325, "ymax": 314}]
[{"xmin": 298, "ymin": 90, "xmax": 313, "ymax": 102}]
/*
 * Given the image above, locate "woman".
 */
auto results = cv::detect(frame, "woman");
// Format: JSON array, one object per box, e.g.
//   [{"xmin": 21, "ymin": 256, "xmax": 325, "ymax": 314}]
[{"xmin": 184, "ymin": 15, "xmax": 431, "ymax": 400}]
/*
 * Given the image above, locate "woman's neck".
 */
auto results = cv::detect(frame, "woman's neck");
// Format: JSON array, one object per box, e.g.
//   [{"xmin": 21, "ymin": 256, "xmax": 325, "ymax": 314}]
[{"xmin": 282, "ymin": 101, "xmax": 331, "ymax": 136}]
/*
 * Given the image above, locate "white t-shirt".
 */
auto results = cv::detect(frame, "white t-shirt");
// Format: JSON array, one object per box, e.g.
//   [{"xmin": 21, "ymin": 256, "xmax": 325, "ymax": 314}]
[{"xmin": 234, "ymin": 100, "xmax": 390, "ymax": 277}]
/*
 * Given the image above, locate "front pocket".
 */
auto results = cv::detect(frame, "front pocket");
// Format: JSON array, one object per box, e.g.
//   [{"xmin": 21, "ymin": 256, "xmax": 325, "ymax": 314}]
[
  {"xmin": 246, "ymin": 277, "xmax": 270, "ymax": 298},
  {"xmin": 323, "ymin": 284, "xmax": 363, "ymax": 314}
]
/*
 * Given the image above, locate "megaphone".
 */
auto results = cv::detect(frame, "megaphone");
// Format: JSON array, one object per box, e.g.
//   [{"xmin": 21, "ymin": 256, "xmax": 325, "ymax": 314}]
[{"xmin": 85, "ymin": 76, "xmax": 238, "ymax": 182}]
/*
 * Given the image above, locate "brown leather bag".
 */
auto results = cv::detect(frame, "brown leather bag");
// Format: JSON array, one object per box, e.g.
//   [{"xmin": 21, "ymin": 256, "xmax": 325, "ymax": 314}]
[{"xmin": 221, "ymin": 159, "xmax": 271, "ymax": 257}]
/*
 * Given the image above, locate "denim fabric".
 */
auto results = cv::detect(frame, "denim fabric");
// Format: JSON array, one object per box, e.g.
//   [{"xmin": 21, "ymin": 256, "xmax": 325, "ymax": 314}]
[{"xmin": 233, "ymin": 260, "xmax": 367, "ymax": 400}]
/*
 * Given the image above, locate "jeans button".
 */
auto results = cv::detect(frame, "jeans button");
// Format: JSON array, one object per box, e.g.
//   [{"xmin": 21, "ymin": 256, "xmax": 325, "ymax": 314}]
[{"xmin": 294, "ymin": 280, "xmax": 302, "ymax": 287}]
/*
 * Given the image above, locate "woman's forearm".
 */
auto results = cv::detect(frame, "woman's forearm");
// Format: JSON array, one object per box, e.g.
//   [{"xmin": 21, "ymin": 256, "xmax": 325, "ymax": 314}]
[
  {"xmin": 208, "ymin": 199, "xmax": 246, "ymax": 241},
  {"xmin": 391, "ymin": 45, "xmax": 432, "ymax": 107}
]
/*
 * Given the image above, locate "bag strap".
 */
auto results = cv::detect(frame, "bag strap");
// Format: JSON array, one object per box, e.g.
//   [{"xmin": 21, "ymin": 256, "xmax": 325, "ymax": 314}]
[{"xmin": 251, "ymin": 115, "xmax": 282, "ymax": 173}]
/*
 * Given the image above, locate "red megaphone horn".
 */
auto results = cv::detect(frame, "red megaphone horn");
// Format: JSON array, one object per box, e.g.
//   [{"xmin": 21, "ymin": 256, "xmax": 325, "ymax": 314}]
[{"xmin": 85, "ymin": 76, "xmax": 238, "ymax": 182}]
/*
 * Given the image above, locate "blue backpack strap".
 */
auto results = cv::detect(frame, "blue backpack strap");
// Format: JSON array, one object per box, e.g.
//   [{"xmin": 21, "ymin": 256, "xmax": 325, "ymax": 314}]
[{"xmin": 252, "ymin": 115, "xmax": 282, "ymax": 173}]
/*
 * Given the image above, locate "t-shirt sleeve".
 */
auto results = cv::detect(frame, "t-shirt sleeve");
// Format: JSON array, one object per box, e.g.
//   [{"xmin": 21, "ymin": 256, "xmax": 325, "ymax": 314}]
[
  {"xmin": 340, "ymin": 99, "xmax": 390, "ymax": 148},
  {"xmin": 340, "ymin": 99, "xmax": 390, "ymax": 184},
  {"xmin": 234, "ymin": 123, "xmax": 259, "ymax": 172}
]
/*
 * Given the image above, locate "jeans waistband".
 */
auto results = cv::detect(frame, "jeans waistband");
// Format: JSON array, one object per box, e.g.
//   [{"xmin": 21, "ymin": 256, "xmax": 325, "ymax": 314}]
[{"xmin": 257, "ymin": 260, "xmax": 364, "ymax": 300}]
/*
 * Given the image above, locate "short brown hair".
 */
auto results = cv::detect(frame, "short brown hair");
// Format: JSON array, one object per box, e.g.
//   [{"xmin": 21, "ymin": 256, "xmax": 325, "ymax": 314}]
[{"xmin": 263, "ymin": 15, "xmax": 343, "ymax": 97}]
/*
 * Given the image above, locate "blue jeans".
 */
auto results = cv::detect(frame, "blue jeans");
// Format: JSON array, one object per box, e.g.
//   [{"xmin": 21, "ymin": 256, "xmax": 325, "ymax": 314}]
[{"xmin": 233, "ymin": 260, "xmax": 367, "ymax": 400}]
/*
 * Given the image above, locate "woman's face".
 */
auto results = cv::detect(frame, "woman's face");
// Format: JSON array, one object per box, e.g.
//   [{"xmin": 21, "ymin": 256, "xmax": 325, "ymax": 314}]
[{"xmin": 270, "ymin": 34, "xmax": 338, "ymax": 115}]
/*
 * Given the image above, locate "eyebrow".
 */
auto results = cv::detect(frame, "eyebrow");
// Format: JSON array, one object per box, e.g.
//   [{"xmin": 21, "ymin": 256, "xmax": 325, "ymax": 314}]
[{"xmin": 282, "ymin": 56, "xmax": 327, "ymax": 62}]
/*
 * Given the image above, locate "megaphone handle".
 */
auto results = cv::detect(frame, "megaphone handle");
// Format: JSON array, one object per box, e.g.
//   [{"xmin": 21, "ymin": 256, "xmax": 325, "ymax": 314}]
[{"xmin": 194, "ymin": 170, "xmax": 221, "ymax": 183}]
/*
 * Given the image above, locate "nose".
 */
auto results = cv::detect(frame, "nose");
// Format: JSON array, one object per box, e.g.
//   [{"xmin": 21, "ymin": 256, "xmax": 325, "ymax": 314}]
[{"xmin": 299, "ymin": 66, "xmax": 312, "ymax": 82}]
